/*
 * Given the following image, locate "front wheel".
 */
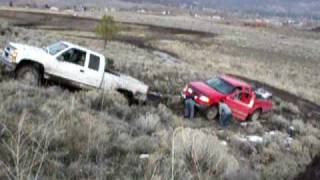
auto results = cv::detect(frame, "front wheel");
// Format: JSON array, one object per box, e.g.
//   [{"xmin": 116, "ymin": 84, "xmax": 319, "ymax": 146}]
[
  {"xmin": 15, "ymin": 65, "xmax": 41, "ymax": 86},
  {"xmin": 206, "ymin": 106, "xmax": 218, "ymax": 120},
  {"xmin": 249, "ymin": 109, "xmax": 261, "ymax": 121}
]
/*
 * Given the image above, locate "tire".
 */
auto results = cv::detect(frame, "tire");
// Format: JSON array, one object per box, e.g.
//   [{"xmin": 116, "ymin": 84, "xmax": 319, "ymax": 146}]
[
  {"xmin": 15, "ymin": 65, "xmax": 41, "ymax": 86},
  {"xmin": 206, "ymin": 106, "xmax": 218, "ymax": 120},
  {"xmin": 249, "ymin": 109, "xmax": 261, "ymax": 121}
]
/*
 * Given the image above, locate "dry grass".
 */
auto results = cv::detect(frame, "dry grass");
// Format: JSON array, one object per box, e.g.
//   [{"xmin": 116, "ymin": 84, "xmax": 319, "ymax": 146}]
[{"xmin": 0, "ymin": 81, "xmax": 174, "ymax": 179}]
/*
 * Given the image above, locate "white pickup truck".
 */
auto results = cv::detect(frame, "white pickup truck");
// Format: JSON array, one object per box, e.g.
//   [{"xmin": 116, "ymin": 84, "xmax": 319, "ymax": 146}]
[{"xmin": 0, "ymin": 41, "xmax": 149, "ymax": 101}]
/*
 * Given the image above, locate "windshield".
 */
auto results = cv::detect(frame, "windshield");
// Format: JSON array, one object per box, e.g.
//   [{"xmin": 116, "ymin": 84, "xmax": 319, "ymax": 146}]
[
  {"xmin": 206, "ymin": 77, "xmax": 235, "ymax": 94},
  {"xmin": 47, "ymin": 42, "xmax": 68, "ymax": 55}
]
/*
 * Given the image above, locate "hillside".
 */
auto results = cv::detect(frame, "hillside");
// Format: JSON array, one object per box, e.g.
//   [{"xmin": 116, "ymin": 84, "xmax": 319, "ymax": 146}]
[
  {"xmin": 0, "ymin": 9, "xmax": 319, "ymax": 179},
  {"xmin": 2, "ymin": 0, "xmax": 320, "ymax": 18}
]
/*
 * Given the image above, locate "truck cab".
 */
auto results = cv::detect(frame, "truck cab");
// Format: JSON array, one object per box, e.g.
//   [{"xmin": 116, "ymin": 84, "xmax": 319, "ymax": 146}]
[{"xmin": 44, "ymin": 41, "xmax": 106, "ymax": 89}]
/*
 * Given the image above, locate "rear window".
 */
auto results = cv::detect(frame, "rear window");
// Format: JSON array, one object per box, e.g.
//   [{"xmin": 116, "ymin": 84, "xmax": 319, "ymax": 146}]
[{"xmin": 88, "ymin": 54, "xmax": 100, "ymax": 71}]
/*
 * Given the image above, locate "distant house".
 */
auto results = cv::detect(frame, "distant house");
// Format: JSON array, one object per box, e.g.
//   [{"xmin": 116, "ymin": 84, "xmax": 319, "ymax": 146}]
[
  {"xmin": 50, "ymin": 7, "xmax": 59, "ymax": 11},
  {"xmin": 162, "ymin": 10, "xmax": 170, "ymax": 15},
  {"xmin": 138, "ymin": 9, "xmax": 146, "ymax": 14},
  {"xmin": 194, "ymin": 14, "xmax": 200, "ymax": 18},
  {"xmin": 211, "ymin": 15, "xmax": 222, "ymax": 21}
]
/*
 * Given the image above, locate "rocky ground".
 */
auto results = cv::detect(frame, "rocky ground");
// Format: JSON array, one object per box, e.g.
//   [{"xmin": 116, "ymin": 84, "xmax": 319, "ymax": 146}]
[{"xmin": 0, "ymin": 9, "xmax": 319, "ymax": 180}]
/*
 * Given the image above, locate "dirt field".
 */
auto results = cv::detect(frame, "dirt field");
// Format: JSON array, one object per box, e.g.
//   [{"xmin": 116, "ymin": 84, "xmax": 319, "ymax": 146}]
[{"xmin": 0, "ymin": 8, "xmax": 319, "ymax": 180}]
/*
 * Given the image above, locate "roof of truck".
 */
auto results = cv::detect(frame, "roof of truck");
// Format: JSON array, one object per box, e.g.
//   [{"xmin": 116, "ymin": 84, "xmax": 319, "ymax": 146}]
[{"xmin": 219, "ymin": 74, "xmax": 250, "ymax": 88}]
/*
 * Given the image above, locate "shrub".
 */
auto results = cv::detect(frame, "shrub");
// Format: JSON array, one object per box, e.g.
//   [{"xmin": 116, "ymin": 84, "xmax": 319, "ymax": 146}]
[
  {"xmin": 134, "ymin": 113, "xmax": 160, "ymax": 134},
  {"xmin": 279, "ymin": 101, "xmax": 300, "ymax": 114},
  {"xmin": 291, "ymin": 119, "xmax": 306, "ymax": 135},
  {"xmin": 174, "ymin": 128, "xmax": 239, "ymax": 178},
  {"xmin": 246, "ymin": 121, "xmax": 264, "ymax": 135},
  {"xmin": 301, "ymin": 135, "xmax": 320, "ymax": 158},
  {"xmin": 304, "ymin": 124, "xmax": 320, "ymax": 139},
  {"xmin": 230, "ymin": 135, "xmax": 256, "ymax": 156},
  {"xmin": 261, "ymin": 156, "xmax": 298, "ymax": 180},
  {"xmin": 269, "ymin": 115, "xmax": 290, "ymax": 130},
  {"xmin": 223, "ymin": 167, "xmax": 259, "ymax": 180},
  {"xmin": 130, "ymin": 135, "xmax": 160, "ymax": 154}
]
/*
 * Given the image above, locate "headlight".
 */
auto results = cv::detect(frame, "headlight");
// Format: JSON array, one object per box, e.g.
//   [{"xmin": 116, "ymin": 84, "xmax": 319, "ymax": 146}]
[
  {"xmin": 10, "ymin": 50, "xmax": 18, "ymax": 62},
  {"xmin": 187, "ymin": 88, "xmax": 193, "ymax": 94},
  {"xmin": 199, "ymin": 95, "xmax": 210, "ymax": 103}
]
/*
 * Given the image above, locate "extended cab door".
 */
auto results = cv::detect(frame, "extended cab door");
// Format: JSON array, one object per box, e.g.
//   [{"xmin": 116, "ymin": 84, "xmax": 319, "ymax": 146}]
[
  {"xmin": 225, "ymin": 90, "xmax": 255, "ymax": 121},
  {"xmin": 54, "ymin": 48, "xmax": 88, "ymax": 86},
  {"xmin": 82, "ymin": 53, "xmax": 104, "ymax": 88}
]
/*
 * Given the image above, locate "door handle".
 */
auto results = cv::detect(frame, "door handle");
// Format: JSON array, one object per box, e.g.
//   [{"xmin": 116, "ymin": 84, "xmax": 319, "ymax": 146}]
[{"xmin": 80, "ymin": 70, "xmax": 84, "ymax": 73}]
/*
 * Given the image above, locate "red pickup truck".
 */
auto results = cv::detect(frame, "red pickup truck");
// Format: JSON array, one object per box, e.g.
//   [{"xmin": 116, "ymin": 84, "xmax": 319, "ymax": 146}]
[{"xmin": 181, "ymin": 74, "xmax": 273, "ymax": 121}]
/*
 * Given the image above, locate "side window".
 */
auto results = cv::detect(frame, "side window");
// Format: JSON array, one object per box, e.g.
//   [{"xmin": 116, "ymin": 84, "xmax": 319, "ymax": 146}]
[
  {"xmin": 58, "ymin": 48, "xmax": 86, "ymax": 66},
  {"xmin": 88, "ymin": 54, "xmax": 100, "ymax": 71},
  {"xmin": 234, "ymin": 91, "xmax": 251, "ymax": 104}
]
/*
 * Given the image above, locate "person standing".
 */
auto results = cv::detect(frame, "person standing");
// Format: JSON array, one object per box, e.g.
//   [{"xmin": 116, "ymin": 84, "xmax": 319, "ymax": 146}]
[
  {"xmin": 184, "ymin": 94, "xmax": 196, "ymax": 119},
  {"xmin": 219, "ymin": 101, "xmax": 232, "ymax": 128}
]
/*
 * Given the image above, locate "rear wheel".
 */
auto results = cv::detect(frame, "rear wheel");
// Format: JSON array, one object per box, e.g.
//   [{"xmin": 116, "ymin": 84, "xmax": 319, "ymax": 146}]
[
  {"xmin": 16, "ymin": 65, "xmax": 41, "ymax": 86},
  {"xmin": 249, "ymin": 109, "xmax": 261, "ymax": 121},
  {"xmin": 206, "ymin": 106, "xmax": 218, "ymax": 120}
]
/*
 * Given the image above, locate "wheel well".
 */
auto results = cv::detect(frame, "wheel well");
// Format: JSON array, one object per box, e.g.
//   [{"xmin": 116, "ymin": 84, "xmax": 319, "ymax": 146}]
[
  {"xmin": 246, "ymin": 108, "xmax": 263, "ymax": 121},
  {"xmin": 252, "ymin": 108, "xmax": 262, "ymax": 115},
  {"xmin": 16, "ymin": 59, "xmax": 44, "ymax": 74},
  {"xmin": 117, "ymin": 89, "xmax": 138, "ymax": 105},
  {"xmin": 117, "ymin": 89, "xmax": 134, "ymax": 98}
]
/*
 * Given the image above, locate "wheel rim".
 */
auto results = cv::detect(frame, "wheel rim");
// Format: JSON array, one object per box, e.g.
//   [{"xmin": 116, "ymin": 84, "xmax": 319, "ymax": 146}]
[
  {"xmin": 207, "ymin": 108, "xmax": 218, "ymax": 120},
  {"xmin": 252, "ymin": 111, "xmax": 260, "ymax": 121}
]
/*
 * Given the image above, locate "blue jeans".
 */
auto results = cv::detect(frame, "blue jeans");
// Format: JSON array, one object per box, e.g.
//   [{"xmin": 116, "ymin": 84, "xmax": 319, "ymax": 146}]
[
  {"xmin": 184, "ymin": 99, "xmax": 195, "ymax": 119},
  {"xmin": 220, "ymin": 111, "xmax": 232, "ymax": 127}
]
